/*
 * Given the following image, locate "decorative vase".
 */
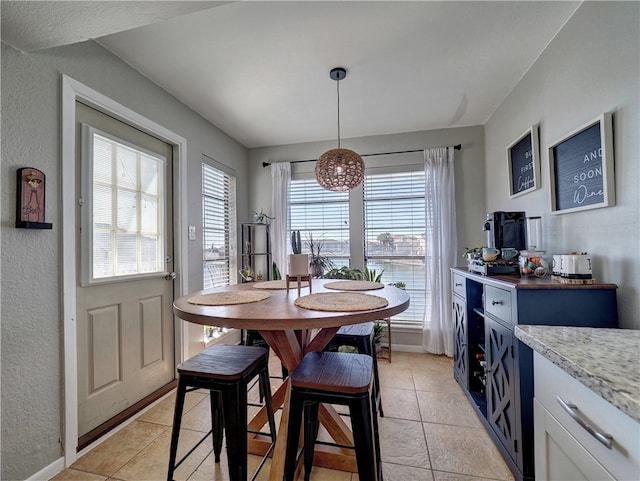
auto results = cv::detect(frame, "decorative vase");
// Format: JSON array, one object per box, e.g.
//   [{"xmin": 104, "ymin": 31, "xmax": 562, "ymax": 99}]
[
  {"xmin": 310, "ymin": 262, "xmax": 323, "ymax": 278},
  {"xmin": 288, "ymin": 254, "xmax": 309, "ymax": 276}
]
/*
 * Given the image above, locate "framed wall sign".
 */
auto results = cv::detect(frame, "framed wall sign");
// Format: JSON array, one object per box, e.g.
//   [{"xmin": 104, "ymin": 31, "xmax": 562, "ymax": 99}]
[
  {"xmin": 507, "ymin": 125, "xmax": 540, "ymax": 198},
  {"xmin": 16, "ymin": 167, "xmax": 52, "ymax": 229},
  {"xmin": 548, "ymin": 113, "xmax": 614, "ymax": 215}
]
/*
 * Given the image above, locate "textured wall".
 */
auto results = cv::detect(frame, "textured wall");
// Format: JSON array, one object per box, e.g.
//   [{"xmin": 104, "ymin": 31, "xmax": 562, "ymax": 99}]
[
  {"xmin": 484, "ymin": 2, "xmax": 640, "ymax": 328},
  {"xmin": 1, "ymin": 41, "xmax": 248, "ymax": 480}
]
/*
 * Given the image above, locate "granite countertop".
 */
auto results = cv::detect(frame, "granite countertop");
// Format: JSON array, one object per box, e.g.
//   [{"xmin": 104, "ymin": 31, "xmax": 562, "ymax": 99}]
[{"xmin": 515, "ymin": 325, "xmax": 640, "ymax": 423}]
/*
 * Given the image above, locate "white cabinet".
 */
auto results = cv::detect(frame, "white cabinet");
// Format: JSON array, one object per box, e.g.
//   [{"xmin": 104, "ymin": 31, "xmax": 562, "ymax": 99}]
[
  {"xmin": 533, "ymin": 353, "xmax": 639, "ymax": 481},
  {"xmin": 534, "ymin": 399, "xmax": 614, "ymax": 480}
]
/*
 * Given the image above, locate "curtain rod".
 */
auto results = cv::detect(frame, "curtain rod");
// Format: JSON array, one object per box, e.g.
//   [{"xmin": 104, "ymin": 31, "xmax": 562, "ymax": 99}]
[{"xmin": 262, "ymin": 144, "xmax": 461, "ymax": 168}]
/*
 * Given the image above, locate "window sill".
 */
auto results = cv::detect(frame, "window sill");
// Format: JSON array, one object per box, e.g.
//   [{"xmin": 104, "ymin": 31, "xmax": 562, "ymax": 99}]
[{"xmin": 203, "ymin": 327, "xmax": 238, "ymax": 348}]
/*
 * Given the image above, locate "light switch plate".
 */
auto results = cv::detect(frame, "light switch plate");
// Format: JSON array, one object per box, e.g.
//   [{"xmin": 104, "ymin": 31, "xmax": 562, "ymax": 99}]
[{"xmin": 188, "ymin": 225, "xmax": 196, "ymax": 241}]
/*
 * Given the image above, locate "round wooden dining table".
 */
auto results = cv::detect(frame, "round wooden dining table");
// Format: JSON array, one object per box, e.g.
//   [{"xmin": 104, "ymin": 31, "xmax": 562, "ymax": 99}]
[{"xmin": 173, "ymin": 278, "xmax": 410, "ymax": 480}]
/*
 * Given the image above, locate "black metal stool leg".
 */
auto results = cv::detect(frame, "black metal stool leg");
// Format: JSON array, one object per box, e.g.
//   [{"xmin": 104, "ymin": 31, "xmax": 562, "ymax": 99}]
[
  {"xmin": 349, "ymin": 394, "xmax": 377, "ymax": 481},
  {"xmin": 371, "ymin": 389, "xmax": 383, "ymax": 481},
  {"xmin": 209, "ymin": 390, "xmax": 224, "ymax": 463},
  {"xmin": 303, "ymin": 401, "xmax": 320, "ymax": 481},
  {"xmin": 370, "ymin": 338, "xmax": 383, "ymax": 417},
  {"xmin": 221, "ymin": 382, "xmax": 248, "ymax": 481},
  {"xmin": 167, "ymin": 379, "xmax": 187, "ymax": 481},
  {"xmin": 284, "ymin": 390, "xmax": 305, "ymax": 481},
  {"xmin": 259, "ymin": 369, "xmax": 277, "ymax": 444}
]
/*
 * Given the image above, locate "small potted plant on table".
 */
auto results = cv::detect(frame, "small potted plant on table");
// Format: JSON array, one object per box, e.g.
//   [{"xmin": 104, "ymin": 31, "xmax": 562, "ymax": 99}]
[
  {"xmin": 288, "ymin": 230, "xmax": 309, "ymax": 276},
  {"xmin": 307, "ymin": 233, "xmax": 334, "ymax": 278}
]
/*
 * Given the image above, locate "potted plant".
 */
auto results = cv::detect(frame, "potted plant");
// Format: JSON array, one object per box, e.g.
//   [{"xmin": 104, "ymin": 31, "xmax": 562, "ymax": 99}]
[
  {"xmin": 322, "ymin": 266, "xmax": 363, "ymax": 279},
  {"xmin": 239, "ymin": 240, "xmax": 254, "ymax": 281},
  {"xmin": 362, "ymin": 266, "xmax": 384, "ymax": 282},
  {"xmin": 463, "ymin": 247, "xmax": 483, "ymax": 261},
  {"xmin": 373, "ymin": 321, "xmax": 387, "ymax": 345},
  {"xmin": 251, "ymin": 208, "xmax": 274, "ymax": 224},
  {"xmin": 288, "ymin": 230, "xmax": 309, "ymax": 276},
  {"xmin": 238, "ymin": 266, "xmax": 254, "ymax": 282},
  {"xmin": 307, "ymin": 233, "xmax": 334, "ymax": 278},
  {"xmin": 272, "ymin": 261, "xmax": 282, "ymax": 280}
]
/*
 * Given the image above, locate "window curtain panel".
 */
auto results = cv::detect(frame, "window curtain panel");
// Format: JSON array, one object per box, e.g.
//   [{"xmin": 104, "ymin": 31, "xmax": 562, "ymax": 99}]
[
  {"xmin": 271, "ymin": 162, "xmax": 291, "ymax": 279},
  {"xmin": 422, "ymin": 147, "xmax": 457, "ymax": 356}
]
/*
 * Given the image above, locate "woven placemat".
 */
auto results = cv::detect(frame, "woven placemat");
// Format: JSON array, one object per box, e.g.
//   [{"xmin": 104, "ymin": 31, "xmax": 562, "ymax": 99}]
[
  {"xmin": 253, "ymin": 280, "xmax": 309, "ymax": 290},
  {"xmin": 295, "ymin": 292, "xmax": 388, "ymax": 312},
  {"xmin": 324, "ymin": 280, "xmax": 385, "ymax": 291},
  {"xmin": 187, "ymin": 291, "xmax": 270, "ymax": 306}
]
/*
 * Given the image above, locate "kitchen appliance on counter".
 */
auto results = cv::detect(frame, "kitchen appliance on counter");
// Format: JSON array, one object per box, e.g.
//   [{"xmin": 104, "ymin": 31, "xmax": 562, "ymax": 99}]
[
  {"xmin": 468, "ymin": 258, "xmax": 520, "ymax": 276},
  {"xmin": 552, "ymin": 253, "xmax": 593, "ymax": 282},
  {"xmin": 470, "ymin": 212, "xmax": 526, "ymax": 275},
  {"xmin": 483, "ymin": 211, "xmax": 526, "ymax": 250}
]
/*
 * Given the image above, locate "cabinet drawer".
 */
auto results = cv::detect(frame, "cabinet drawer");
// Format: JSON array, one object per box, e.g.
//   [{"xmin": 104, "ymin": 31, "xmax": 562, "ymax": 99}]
[
  {"xmin": 534, "ymin": 400, "xmax": 615, "ymax": 480},
  {"xmin": 452, "ymin": 273, "xmax": 466, "ymax": 299},
  {"xmin": 485, "ymin": 285, "xmax": 512, "ymax": 324},
  {"xmin": 534, "ymin": 354, "xmax": 639, "ymax": 481}
]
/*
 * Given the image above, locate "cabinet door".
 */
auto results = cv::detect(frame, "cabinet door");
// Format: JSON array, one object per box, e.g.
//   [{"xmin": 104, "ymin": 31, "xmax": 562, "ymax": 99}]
[
  {"xmin": 452, "ymin": 294, "xmax": 468, "ymax": 389},
  {"xmin": 534, "ymin": 400, "xmax": 615, "ymax": 481},
  {"xmin": 486, "ymin": 318, "xmax": 517, "ymax": 459}
]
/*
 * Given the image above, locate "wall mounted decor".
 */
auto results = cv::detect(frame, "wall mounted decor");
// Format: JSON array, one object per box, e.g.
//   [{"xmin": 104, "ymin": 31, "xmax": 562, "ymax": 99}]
[
  {"xmin": 548, "ymin": 113, "xmax": 614, "ymax": 214},
  {"xmin": 507, "ymin": 125, "xmax": 540, "ymax": 197},
  {"xmin": 16, "ymin": 167, "xmax": 52, "ymax": 229}
]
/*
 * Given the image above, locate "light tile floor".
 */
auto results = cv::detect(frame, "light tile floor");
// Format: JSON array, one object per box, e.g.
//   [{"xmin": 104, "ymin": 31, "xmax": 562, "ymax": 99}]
[{"xmin": 51, "ymin": 352, "xmax": 514, "ymax": 481}]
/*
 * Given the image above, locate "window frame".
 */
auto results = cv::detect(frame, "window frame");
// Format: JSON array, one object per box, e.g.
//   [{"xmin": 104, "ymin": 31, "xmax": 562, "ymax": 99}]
[
  {"xmin": 289, "ymin": 176, "xmax": 351, "ymax": 269},
  {"xmin": 80, "ymin": 124, "xmax": 167, "ymax": 287},
  {"xmin": 288, "ymin": 161, "xmax": 426, "ymax": 326},
  {"xmin": 363, "ymin": 167, "xmax": 426, "ymax": 326},
  {"xmin": 201, "ymin": 157, "xmax": 237, "ymax": 290}
]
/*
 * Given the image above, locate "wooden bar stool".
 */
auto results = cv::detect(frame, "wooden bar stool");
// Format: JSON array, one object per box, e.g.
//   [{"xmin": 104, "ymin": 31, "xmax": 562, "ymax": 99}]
[
  {"xmin": 324, "ymin": 321, "xmax": 384, "ymax": 416},
  {"xmin": 167, "ymin": 344, "xmax": 277, "ymax": 481},
  {"xmin": 284, "ymin": 351, "xmax": 382, "ymax": 481}
]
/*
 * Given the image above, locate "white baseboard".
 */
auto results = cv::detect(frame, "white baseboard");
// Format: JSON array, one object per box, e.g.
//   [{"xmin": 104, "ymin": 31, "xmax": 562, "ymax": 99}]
[
  {"xmin": 391, "ymin": 343, "xmax": 425, "ymax": 353},
  {"xmin": 27, "ymin": 457, "xmax": 65, "ymax": 481}
]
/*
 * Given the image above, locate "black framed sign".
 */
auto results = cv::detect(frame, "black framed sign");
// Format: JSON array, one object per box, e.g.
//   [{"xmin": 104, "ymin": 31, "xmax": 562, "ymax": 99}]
[
  {"xmin": 548, "ymin": 113, "xmax": 614, "ymax": 214},
  {"xmin": 507, "ymin": 125, "xmax": 539, "ymax": 198}
]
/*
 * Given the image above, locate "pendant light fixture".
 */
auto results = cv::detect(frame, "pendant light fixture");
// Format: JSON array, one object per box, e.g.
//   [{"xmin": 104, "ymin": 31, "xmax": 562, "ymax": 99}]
[{"xmin": 315, "ymin": 67, "xmax": 365, "ymax": 192}]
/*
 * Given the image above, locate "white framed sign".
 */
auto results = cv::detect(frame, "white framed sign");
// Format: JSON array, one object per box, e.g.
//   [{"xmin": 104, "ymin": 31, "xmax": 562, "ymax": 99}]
[
  {"xmin": 548, "ymin": 113, "xmax": 614, "ymax": 214},
  {"xmin": 507, "ymin": 125, "xmax": 540, "ymax": 198}
]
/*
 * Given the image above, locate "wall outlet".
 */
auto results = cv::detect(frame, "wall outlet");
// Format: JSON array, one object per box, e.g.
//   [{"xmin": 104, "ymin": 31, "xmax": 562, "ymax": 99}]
[{"xmin": 188, "ymin": 225, "xmax": 196, "ymax": 241}]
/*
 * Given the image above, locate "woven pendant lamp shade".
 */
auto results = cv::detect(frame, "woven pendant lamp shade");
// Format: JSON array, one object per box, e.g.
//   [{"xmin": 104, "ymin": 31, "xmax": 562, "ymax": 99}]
[
  {"xmin": 315, "ymin": 148, "xmax": 365, "ymax": 192},
  {"xmin": 316, "ymin": 67, "xmax": 364, "ymax": 192}
]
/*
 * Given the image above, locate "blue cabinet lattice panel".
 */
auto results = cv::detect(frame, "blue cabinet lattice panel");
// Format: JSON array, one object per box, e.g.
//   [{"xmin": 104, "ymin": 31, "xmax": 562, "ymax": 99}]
[
  {"xmin": 486, "ymin": 319, "xmax": 516, "ymax": 459},
  {"xmin": 453, "ymin": 297, "xmax": 468, "ymax": 388}
]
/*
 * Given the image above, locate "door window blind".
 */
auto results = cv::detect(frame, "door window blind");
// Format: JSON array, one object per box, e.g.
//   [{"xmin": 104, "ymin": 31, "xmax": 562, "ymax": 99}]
[{"xmin": 83, "ymin": 128, "xmax": 166, "ymax": 284}]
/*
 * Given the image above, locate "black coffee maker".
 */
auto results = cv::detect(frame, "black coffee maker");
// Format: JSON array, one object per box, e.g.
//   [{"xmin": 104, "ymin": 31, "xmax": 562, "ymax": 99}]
[{"xmin": 483, "ymin": 212, "xmax": 526, "ymax": 250}]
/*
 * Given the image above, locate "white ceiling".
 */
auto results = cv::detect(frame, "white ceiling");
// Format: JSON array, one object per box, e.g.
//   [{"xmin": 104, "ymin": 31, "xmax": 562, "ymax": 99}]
[{"xmin": 1, "ymin": 1, "xmax": 581, "ymax": 148}]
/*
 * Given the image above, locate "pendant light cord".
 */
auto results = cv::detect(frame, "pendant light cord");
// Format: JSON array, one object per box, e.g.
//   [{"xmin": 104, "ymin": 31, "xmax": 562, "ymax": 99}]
[{"xmin": 336, "ymin": 77, "xmax": 341, "ymax": 149}]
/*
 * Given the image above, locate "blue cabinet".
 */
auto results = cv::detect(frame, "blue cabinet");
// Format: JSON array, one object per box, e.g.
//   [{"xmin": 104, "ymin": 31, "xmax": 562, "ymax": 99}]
[{"xmin": 451, "ymin": 269, "xmax": 617, "ymax": 481}]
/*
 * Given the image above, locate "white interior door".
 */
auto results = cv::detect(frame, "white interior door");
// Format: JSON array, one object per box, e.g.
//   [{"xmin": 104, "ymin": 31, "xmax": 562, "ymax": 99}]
[{"xmin": 75, "ymin": 102, "xmax": 175, "ymax": 438}]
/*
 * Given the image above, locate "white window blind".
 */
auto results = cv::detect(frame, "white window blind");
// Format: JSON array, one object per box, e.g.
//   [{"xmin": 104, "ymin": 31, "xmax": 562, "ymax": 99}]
[
  {"xmin": 202, "ymin": 162, "xmax": 236, "ymax": 289},
  {"xmin": 86, "ymin": 130, "xmax": 165, "ymax": 283},
  {"xmin": 364, "ymin": 171, "xmax": 426, "ymax": 324},
  {"xmin": 289, "ymin": 178, "xmax": 349, "ymax": 267}
]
